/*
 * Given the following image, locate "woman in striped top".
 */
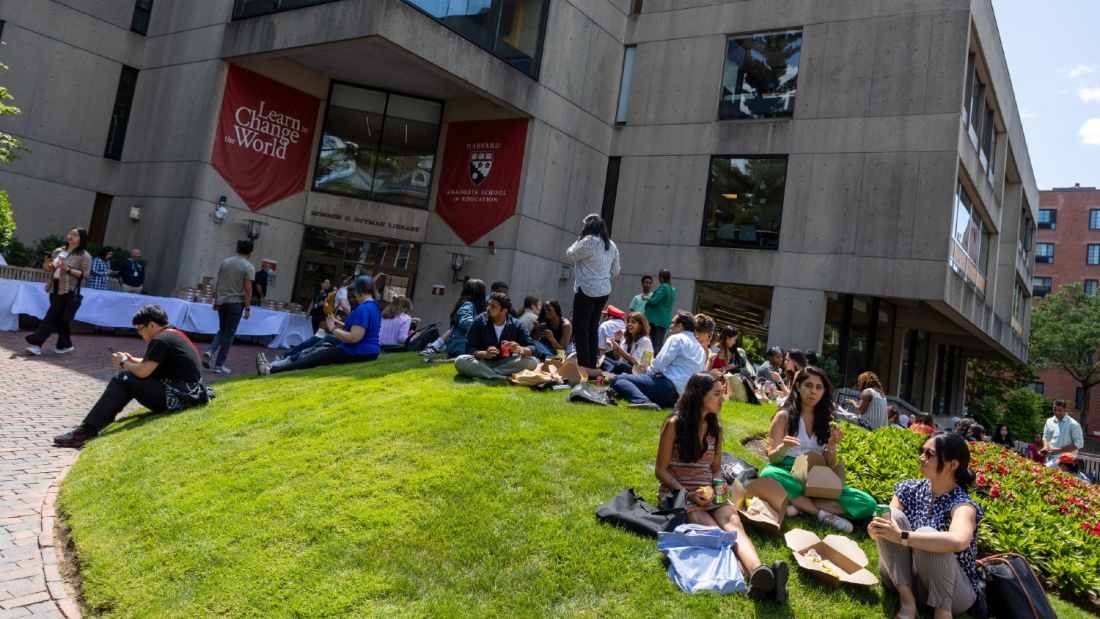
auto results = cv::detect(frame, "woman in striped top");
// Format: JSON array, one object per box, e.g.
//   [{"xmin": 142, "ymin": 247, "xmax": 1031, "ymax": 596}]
[{"xmin": 847, "ymin": 371, "xmax": 888, "ymax": 430}]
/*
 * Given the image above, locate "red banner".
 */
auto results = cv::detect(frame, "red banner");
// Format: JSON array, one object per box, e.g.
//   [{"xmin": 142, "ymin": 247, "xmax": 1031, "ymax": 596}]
[
  {"xmin": 436, "ymin": 119, "xmax": 529, "ymax": 245},
  {"xmin": 211, "ymin": 65, "xmax": 321, "ymax": 212}
]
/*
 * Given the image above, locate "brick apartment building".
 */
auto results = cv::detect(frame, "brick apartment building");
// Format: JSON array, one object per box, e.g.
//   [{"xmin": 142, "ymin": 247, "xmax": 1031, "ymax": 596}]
[{"xmin": 1033, "ymin": 184, "xmax": 1100, "ymax": 439}]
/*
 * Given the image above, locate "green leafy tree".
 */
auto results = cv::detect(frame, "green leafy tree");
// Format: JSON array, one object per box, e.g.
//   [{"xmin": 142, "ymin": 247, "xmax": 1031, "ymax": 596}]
[
  {"xmin": 0, "ymin": 60, "xmax": 28, "ymax": 253},
  {"xmin": 965, "ymin": 359, "xmax": 1038, "ymax": 430},
  {"xmin": 1028, "ymin": 282, "xmax": 1100, "ymax": 436}
]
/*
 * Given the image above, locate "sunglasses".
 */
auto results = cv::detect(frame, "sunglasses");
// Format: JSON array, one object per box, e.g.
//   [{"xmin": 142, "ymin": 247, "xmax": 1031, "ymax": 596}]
[{"xmin": 918, "ymin": 447, "xmax": 937, "ymax": 460}]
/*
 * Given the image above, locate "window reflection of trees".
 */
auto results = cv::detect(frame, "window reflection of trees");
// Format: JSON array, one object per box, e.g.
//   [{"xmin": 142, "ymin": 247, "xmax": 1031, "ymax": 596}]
[
  {"xmin": 720, "ymin": 30, "xmax": 802, "ymax": 120},
  {"xmin": 703, "ymin": 157, "xmax": 787, "ymax": 250}
]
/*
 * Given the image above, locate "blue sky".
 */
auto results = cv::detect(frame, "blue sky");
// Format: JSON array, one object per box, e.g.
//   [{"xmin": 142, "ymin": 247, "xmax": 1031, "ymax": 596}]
[{"xmin": 992, "ymin": 0, "xmax": 1100, "ymax": 189}]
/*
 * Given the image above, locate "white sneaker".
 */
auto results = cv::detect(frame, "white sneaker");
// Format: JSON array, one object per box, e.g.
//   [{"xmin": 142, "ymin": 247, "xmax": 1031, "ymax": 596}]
[
  {"xmin": 314, "ymin": 328, "xmax": 326, "ymax": 338},
  {"xmin": 786, "ymin": 505, "xmax": 801, "ymax": 518},
  {"xmin": 24, "ymin": 345, "xmax": 41, "ymax": 355},
  {"xmin": 818, "ymin": 511, "xmax": 853, "ymax": 534},
  {"xmin": 418, "ymin": 345, "xmax": 439, "ymax": 356},
  {"xmin": 54, "ymin": 347, "xmax": 74, "ymax": 354},
  {"xmin": 213, "ymin": 366, "xmax": 231, "ymax": 374},
  {"xmin": 270, "ymin": 358, "xmax": 290, "ymax": 368}
]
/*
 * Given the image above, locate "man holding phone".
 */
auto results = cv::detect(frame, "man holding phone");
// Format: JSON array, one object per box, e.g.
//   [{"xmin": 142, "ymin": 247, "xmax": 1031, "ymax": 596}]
[{"xmin": 1040, "ymin": 400, "xmax": 1084, "ymax": 467}]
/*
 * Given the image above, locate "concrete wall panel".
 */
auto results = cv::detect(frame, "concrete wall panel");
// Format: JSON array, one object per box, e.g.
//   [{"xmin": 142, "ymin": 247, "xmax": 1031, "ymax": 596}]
[
  {"xmin": 854, "ymin": 152, "xmax": 922, "ymax": 259},
  {"xmin": 867, "ymin": 14, "xmax": 933, "ymax": 117},
  {"xmin": 799, "ymin": 20, "xmax": 875, "ymax": 120},
  {"xmin": 797, "ymin": 153, "xmax": 865, "ymax": 255}
]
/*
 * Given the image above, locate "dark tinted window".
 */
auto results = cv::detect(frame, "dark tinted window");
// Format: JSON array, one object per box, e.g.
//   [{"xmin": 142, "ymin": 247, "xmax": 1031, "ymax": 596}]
[
  {"xmin": 719, "ymin": 30, "xmax": 801, "ymax": 120},
  {"xmin": 701, "ymin": 157, "xmax": 787, "ymax": 250},
  {"xmin": 104, "ymin": 66, "xmax": 138, "ymax": 160},
  {"xmin": 131, "ymin": 0, "xmax": 153, "ymax": 35}
]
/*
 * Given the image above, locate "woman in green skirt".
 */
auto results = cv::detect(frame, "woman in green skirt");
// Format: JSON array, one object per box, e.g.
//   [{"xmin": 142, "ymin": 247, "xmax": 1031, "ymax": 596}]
[{"xmin": 760, "ymin": 366, "xmax": 876, "ymax": 533}]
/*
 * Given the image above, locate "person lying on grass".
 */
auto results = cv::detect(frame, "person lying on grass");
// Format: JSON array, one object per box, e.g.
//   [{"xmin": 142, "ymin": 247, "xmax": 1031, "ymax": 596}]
[
  {"xmin": 760, "ymin": 366, "xmax": 876, "ymax": 534},
  {"xmin": 869, "ymin": 432, "xmax": 985, "ymax": 619},
  {"xmin": 54, "ymin": 304, "xmax": 215, "ymax": 448},
  {"xmin": 257, "ymin": 275, "xmax": 381, "ymax": 376},
  {"xmin": 655, "ymin": 372, "xmax": 789, "ymax": 601},
  {"xmin": 454, "ymin": 292, "xmax": 538, "ymax": 380}
]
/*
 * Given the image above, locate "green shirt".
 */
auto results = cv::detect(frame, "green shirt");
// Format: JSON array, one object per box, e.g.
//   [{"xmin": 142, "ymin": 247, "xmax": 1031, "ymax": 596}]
[{"xmin": 643, "ymin": 283, "xmax": 676, "ymax": 329}]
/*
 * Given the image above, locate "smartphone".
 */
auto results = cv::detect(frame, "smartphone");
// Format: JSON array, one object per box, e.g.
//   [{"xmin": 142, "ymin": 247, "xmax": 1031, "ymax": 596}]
[{"xmin": 108, "ymin": 347, "xmax": 116, "ymax": 353}]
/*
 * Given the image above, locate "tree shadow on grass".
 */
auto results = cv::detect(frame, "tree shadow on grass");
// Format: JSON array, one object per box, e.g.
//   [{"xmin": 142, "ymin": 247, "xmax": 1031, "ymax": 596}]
[{"xmin": 452, "ymin": 375, "xmax": 513, "ymax": 387}]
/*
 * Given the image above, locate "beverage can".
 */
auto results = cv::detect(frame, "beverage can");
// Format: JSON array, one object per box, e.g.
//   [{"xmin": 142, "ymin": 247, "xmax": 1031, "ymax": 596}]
[
  {"xmin": 501, "ymin": 341, "xmax": 510, "ymax": 357},
  {"xmin": 875, "ymin": 504, "xmax": 892, "ymax": 520},
  {"xmin": 597, "ymin": 375, "xmax": 605, "ymax": 386},
  {"xmin": 711, "ymin": 479, "xmax": 725, "ymax": 504}
]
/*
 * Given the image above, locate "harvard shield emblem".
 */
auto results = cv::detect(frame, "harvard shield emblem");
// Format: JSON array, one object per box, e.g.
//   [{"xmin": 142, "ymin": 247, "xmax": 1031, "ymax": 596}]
[{"xmin": 469, "ymin": 152, "xmax": 494, "ymax": 186}]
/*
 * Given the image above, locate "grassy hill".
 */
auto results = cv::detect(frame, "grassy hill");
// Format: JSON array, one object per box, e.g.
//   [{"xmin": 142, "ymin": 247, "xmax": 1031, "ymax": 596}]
[{"xmin": 59, "ymin": 354, "xmax": 1094, "ymax": 617}]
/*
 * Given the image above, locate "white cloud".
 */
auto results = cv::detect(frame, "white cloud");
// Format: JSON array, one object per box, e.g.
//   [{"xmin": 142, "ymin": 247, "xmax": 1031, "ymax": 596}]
[
  {"xmin": 1069, "ymin": 65, "xmax": 1095, "ymax": 78},
  {"xmin": 1020, "ymin": 108, "xmax": 1039, "ymax": 119},
  {"xmin": 1080, "ymin": 118, "xmax": 1100, "ymax": 145},
  {"xmin": 1079, "ymin": 86, "xmax": 1100, "ymax": 103}
]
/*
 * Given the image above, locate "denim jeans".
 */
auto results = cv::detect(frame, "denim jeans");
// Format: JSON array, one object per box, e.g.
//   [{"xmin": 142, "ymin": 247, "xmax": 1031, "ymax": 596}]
[
  {"xmin": 533, "ymin": 340, "xmax": 575, "ymax": 360},
  {"xmin": 609, "ymin": 373, "xmax": 680, "ymax": 408},
  {"xmin": 600, "ymin": 358, "xmax": 633, "ymax": 375},
  {"xmin": 281, "ymin": 334, "xmax": 341, "ymax": 362},
  {"xmin": 206, "ymin": 302, "xmax": 244, "ymax": 367}
]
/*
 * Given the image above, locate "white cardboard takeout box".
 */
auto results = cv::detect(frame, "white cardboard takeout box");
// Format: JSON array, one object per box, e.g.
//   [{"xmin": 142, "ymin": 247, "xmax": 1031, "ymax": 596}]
[{"xmin": 784, "ymin": 528, "xmax": 879, "ymax": 586}]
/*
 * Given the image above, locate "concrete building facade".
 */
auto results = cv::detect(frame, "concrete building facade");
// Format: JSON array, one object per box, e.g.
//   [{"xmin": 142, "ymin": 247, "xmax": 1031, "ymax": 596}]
[
  {"xmin": 0, "ymin": 0, "xmax": 1037, "ymax": 414},
  {"xmin": 1032, "ymin": 185, "xmax": 1100, "ymax": 437}
]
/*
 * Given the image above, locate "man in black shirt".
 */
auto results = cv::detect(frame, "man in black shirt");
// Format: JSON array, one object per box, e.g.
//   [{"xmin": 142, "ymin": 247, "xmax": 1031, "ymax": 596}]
[{"xmin": 54, "ymin": 305, "xmax": 214, "ymax": 448}]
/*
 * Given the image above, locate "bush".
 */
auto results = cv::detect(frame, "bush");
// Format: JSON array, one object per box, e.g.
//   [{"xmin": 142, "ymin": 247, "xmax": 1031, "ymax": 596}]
[
  {"xmin": 0, "ymin": 190, "xmax": 14, "ymax": 250},
  {"xmin": 968, "ymin": 395, "xmax": 1003, "ymax": 434},
  {"xmin": 1, "ymin": 236, "xmax": 37, "ymax": 266},
  {"xmin": 1002, "ymin": 387, "xmax": 1046, "ymax": 442},
  {"xmin": 840, "ymin": 426, "xmax": 1100, "ymax": 598}
]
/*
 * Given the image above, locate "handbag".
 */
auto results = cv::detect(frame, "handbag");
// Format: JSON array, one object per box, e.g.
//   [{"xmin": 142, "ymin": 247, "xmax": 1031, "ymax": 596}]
[
  {"xmin": 596, "ymin": 488, "xmax": 686, "ymax": 538},
  {"xmin": 566, "ymin": 382, "xmax": 611, "ymax": 406},
  {"xmin": 720, "ymin": 451, "xmax": 759, "ymax": 489},
  {"xmin": 976, "ymin": 553, "xmax": 1055, "ymax": 619}
]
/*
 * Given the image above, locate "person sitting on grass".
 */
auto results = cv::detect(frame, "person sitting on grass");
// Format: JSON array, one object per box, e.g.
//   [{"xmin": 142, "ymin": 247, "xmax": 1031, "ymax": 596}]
[
  {"xmin": 379, "ymin": 296, "xmax": 416, "ymax": 352},
  {"xmin": 600, "ymin": 311, "xmax": 653, "ymax": 375},
  {"xmin": 532, "ymin": 298, "xmax": 573, "ymax": 360},
  {"xmin": 445, "ymin": 279, "xmax": 487, "ymax": 359},
  {"xmin": 54, "ymin": 304, "xmax": 215, "ymax": 448},
  {"xmin": 760, "ymin": 366, "xmax": 876, "ymax": 533},
  {"xmin": 257, "ymin": 276, "xmax": 380, "ymax": 375},
  {"xmin": 771, "ymin": 348, "xmax": 808, "ymax": 405},
  {"xmin": 1055, "ymin": 453, "xmax": 1096, "ymax": 484},
  {"xmin": 454, "ymin": 292, "xmax": 538, "ymax": 380},
  {"xmin": 909, "ymin": 414, "xmax": 937, "ymax": 435},
  {"xmin": 655, "ymin": 372, "xmax": 789, "ymax": 601},
  {"xmin": 869, "ymin": 432, "xmax": 985, "ymax": 619},
  {"xmin": 846, "ymin": 371, "xmax": 889, "ymax": 430},
  {"xmin": 887, "ymin": 405, "xmax": 908, "ymax": 430},
  {"xmin": 608, "ymin": 312, "xmax": 711, "ymax": 410}
]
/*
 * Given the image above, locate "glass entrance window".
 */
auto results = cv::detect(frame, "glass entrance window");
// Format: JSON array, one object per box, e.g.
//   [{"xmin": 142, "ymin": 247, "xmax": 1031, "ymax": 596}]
[
  {"xmin": 701, "ymin": 156, "xmax": 787, "ymax": 250},
  {"xmin": 294, "ymin": 226, "xmax": 421, "ymax": 307},
  {"xmin": 313, "ymin": 83, "xmax": 442, "ymax": 209},
  {"xmin": 719, "ymin": 30, "xmax": 802, "ymax": 120}
]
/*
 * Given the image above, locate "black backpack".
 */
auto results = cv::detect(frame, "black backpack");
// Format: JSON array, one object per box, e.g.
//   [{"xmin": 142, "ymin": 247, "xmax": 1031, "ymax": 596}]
[
  {"xmin": 405, "ymin": 322, "xmax": 440, "ymax": 352},
  {"xmin": 976, "ymin": 553, "xmax": 1055, "ymax": 619},
  {"xmin": 720, "ymin": 451, "xmax": 759, "ymax": 489}
]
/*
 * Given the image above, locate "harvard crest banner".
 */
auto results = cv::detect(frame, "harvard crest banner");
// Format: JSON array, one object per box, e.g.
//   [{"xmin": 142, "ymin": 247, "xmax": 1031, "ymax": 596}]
[
  {"xmin": 436, "ymin": 119, "xmax": 529, "ymax": 245},
  {"xmin": 212, "ymin": 65, "xmax": 321, "ymax": 211}
]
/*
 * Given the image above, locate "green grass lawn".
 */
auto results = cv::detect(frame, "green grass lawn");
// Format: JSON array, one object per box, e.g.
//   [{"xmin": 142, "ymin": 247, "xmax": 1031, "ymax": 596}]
[{"xmin": 60, "ymin": 354, "xmax": 1096, "ymax": 618}]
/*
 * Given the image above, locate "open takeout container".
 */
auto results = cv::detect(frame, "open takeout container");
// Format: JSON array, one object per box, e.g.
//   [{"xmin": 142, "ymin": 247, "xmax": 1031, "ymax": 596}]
[
  {"xmin": 790, "ymin": 452, "xmax": 846, "ymax": 500},
  {"xmin": 728, "ymin": 477, "xmax": 789, "ymax": 535},
  {"xmin": 784, "ymin": 528, "xmax": 879, "ymax": 586},
  {"xmin": 543, "ymin": 354, "xmax": 588, "ymax": 385}
]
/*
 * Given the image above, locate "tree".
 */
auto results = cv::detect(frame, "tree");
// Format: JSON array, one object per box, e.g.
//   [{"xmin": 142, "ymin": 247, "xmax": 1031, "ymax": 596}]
[
  {"xmin": 1028, "ymin": 282, "xmax": 1100, "ymax": 436},
  {"xmin": 0, "ymin": 60, "xmax": 28, "ymax": 251},
  {"xmin": 965, "ymin": 358, "xmax": 1037, "ymax": 430}
]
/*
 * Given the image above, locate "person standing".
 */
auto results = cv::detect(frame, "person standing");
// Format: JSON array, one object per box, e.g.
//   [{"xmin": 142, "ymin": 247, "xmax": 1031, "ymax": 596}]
[
  {"xmin": 629, "ymin": 275, "xmax": 653, "ymax": 315},
  {"xmin": 53, "ymin": 305, "xmax": 214, "ymax": 448},
  {"xmin": 1041, "ymin": 399, "xmax": 1084, "ymax": 467},
  {"xmin": 566, "ymin": 214, "xmax": 620, "ymax": 369},
  {"xmin": 87, "ymin": 247, "xmax": 117, "ymax": 290},
  {"xmin": 644, "ymin": 269, "xmax": 676, "ymax": 352},
  {"xmin": 252, "ymin": 267, "xmax": 268, "ymax": 307},
  {"xmin": 203, "ymin": 240, "xmax": 254, "ymax": 374},
  {"xmin": 24, "ymin": 227, "xmax": 91, "ymax": 355},
  {"xmin": 310, "ymin": 278, "xmax": 331, "ymax": 332},
  {"xmin": 117, "ymin": 248, "xmax": 145, "ymax": 294}
]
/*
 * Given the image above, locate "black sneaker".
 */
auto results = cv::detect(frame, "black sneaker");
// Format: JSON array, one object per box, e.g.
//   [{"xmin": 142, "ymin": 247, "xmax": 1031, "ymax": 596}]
[
  {"xmin": 202, "ymin": 351, "xmax": 211, "ymax": 369},
  {"xmin": 771, "ymin": 560, "xmax": 789, "ymax": 603},
  {"xmin": 54, "ymin": 425, "xmax": 97, "ymax": 448},
  {"xmin": 747, "ymin": 564, "xmax": 775, "ymax": 599}
]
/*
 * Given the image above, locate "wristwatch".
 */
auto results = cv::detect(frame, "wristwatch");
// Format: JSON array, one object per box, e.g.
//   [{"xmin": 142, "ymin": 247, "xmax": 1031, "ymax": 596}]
[{"xmin": 900, "ymin": 531, "xmax": 910, "ymax": 545}]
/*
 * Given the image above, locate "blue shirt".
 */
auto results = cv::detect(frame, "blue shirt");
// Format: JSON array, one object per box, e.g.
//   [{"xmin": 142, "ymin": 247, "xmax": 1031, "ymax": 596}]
[
  {"xmin": 1043, "ymin": 415, "xmax": 1084, "ymax": 452},
  {"xmin": 648, "ymin": 332, "xmax": 707, "ymax": 395},
  {"xmin": 340, "ymin": 300, "xmax": 381, "ymax": 356},
  {"xmin": 119, "ymin": 258, "xmax": 145, "ymax": 287}
]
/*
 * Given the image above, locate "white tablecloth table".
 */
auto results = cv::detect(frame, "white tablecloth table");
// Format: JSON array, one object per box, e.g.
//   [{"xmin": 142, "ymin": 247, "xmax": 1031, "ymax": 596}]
[{"xmin": 0, "ymin": 279, "xmax": 311, "ymax": 348}]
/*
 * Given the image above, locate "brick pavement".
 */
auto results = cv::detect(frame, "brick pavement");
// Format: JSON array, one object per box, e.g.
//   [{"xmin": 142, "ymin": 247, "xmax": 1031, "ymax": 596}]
[{"xmin": 0, "ymin": 329, "xmax": 270, "ymax": 618}]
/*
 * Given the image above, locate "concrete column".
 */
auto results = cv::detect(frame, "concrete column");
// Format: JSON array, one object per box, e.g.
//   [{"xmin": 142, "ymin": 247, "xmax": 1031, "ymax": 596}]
[{"xmin": 766, "ymin": 287, "xmax": 826, "ymax": 352}]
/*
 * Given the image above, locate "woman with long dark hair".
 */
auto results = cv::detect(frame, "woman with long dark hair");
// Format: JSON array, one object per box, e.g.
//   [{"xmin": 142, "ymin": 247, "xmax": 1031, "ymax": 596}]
[
  {"xmin": 566, "ymin": 214, "xmax": 620, "ymax": 369},
  {"xmin": 25, "ymin": 227, "xmax": 91, "ymax": 355},
  {"xmin": 88, "ymin": 246, "xmax": 117, "ymax": 290},
  {"xmin": 870, "ymin": 432, "xmax": 985, "ymax": 618},
  {"xmin": 769, "ymin": 348, "xmax": 807, "ymax": 404},
  {"xmin": 655, "ymin": 372, "xmax": 789, "ymax": 601},
  {"xmin": 709, "ymin": 325, "xmax": 748, "ymax": 373},
  {"xmin": 445, "ymin": 279, "xmax": 487, "ymax": 359},
  {"xmin": 760, "ymin": 366, "xmax": 876, "ymax": 533},
  {"xmin": 601, "ymin": 311, "xmax": 652, "ymax": 374},
  {"xmin": 990, "ymin": 424, "xmax": 1014, "ymax": 448},
  {"xmin": 533, "ymin": 299, "xmax": 573, "ymax": 360}
]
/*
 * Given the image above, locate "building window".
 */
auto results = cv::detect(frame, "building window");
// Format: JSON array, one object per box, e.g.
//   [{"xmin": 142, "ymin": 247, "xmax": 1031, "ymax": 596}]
[
  {"xmin": 1037, "ymin": 209, "xmax": 1057, "ymax": 229},
  {"xmin": 1086, "ymin": 280, "xmax": 1098, "ymax": 296},
  {"xmin": 312, "ymin": 83, "xmax": 443, "ymax": 209},
  {"xmin": 719, "ymin": 30, "xmax": 802, "ymax": 120},
  {"xmin": 1091, "ymin": 209, "xmax": 1100, "ymax": 230},
  {"xmin": 131, "ymin": 0, "xmax": 153, "ymax": 35},
  {"xmin": 1012, "ymin": 282, "xmax": 1026, "ymax": 332},
  {"xmin": 1032, "ymin": 277, "xmax": 1052, "ymax": 297},
  {"xmin": 600, "ymin": 157, "xmax": 621, "ymax": 235},
  {"xmin": 631, "ymin": 0, "xmax": 643, "ymax": 15},
  {"xmin": 950, "ymin": 184, "xmax": 991, "ymax": 292},
  {"xmin": 1089, "ymin": 245, "xmax": 1100, "ymax": 266},
  {"xmin": 615, "ymin": 47, "xmax": 636, "ymax": 124},
  {"xmin": 1034, "ymin": 243, "xmax": 1054, "ymax": 264},
  {"xmin": 104, "ymin": 66, "xmax": 138, "ymax": 160},
  {"xmin": 701, "ymin": 156, "xmax": 787, "ymax": 250},
  {"xmin": 294, "ymin": 227, "xmax": 420, "ymax": 307},
  {"xmin": 1076, "ymin": 387, "xmax": 1084, "ymax": 410},
  {"xmin": 1031, "ymin": 382, "xmax": 1044, "ymax": 395}
]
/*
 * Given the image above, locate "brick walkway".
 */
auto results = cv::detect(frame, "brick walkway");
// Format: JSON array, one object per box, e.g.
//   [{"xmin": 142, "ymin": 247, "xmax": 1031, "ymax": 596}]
[{"xmin": 0, "ymin": 329, "xmax": 268, "ymax": 618}]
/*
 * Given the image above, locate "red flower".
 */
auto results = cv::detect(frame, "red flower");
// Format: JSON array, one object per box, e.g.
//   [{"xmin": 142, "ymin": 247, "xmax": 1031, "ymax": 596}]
[{"xmin": 991, "ymin": 488, "xmax": 1001, "ymax": 498}]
